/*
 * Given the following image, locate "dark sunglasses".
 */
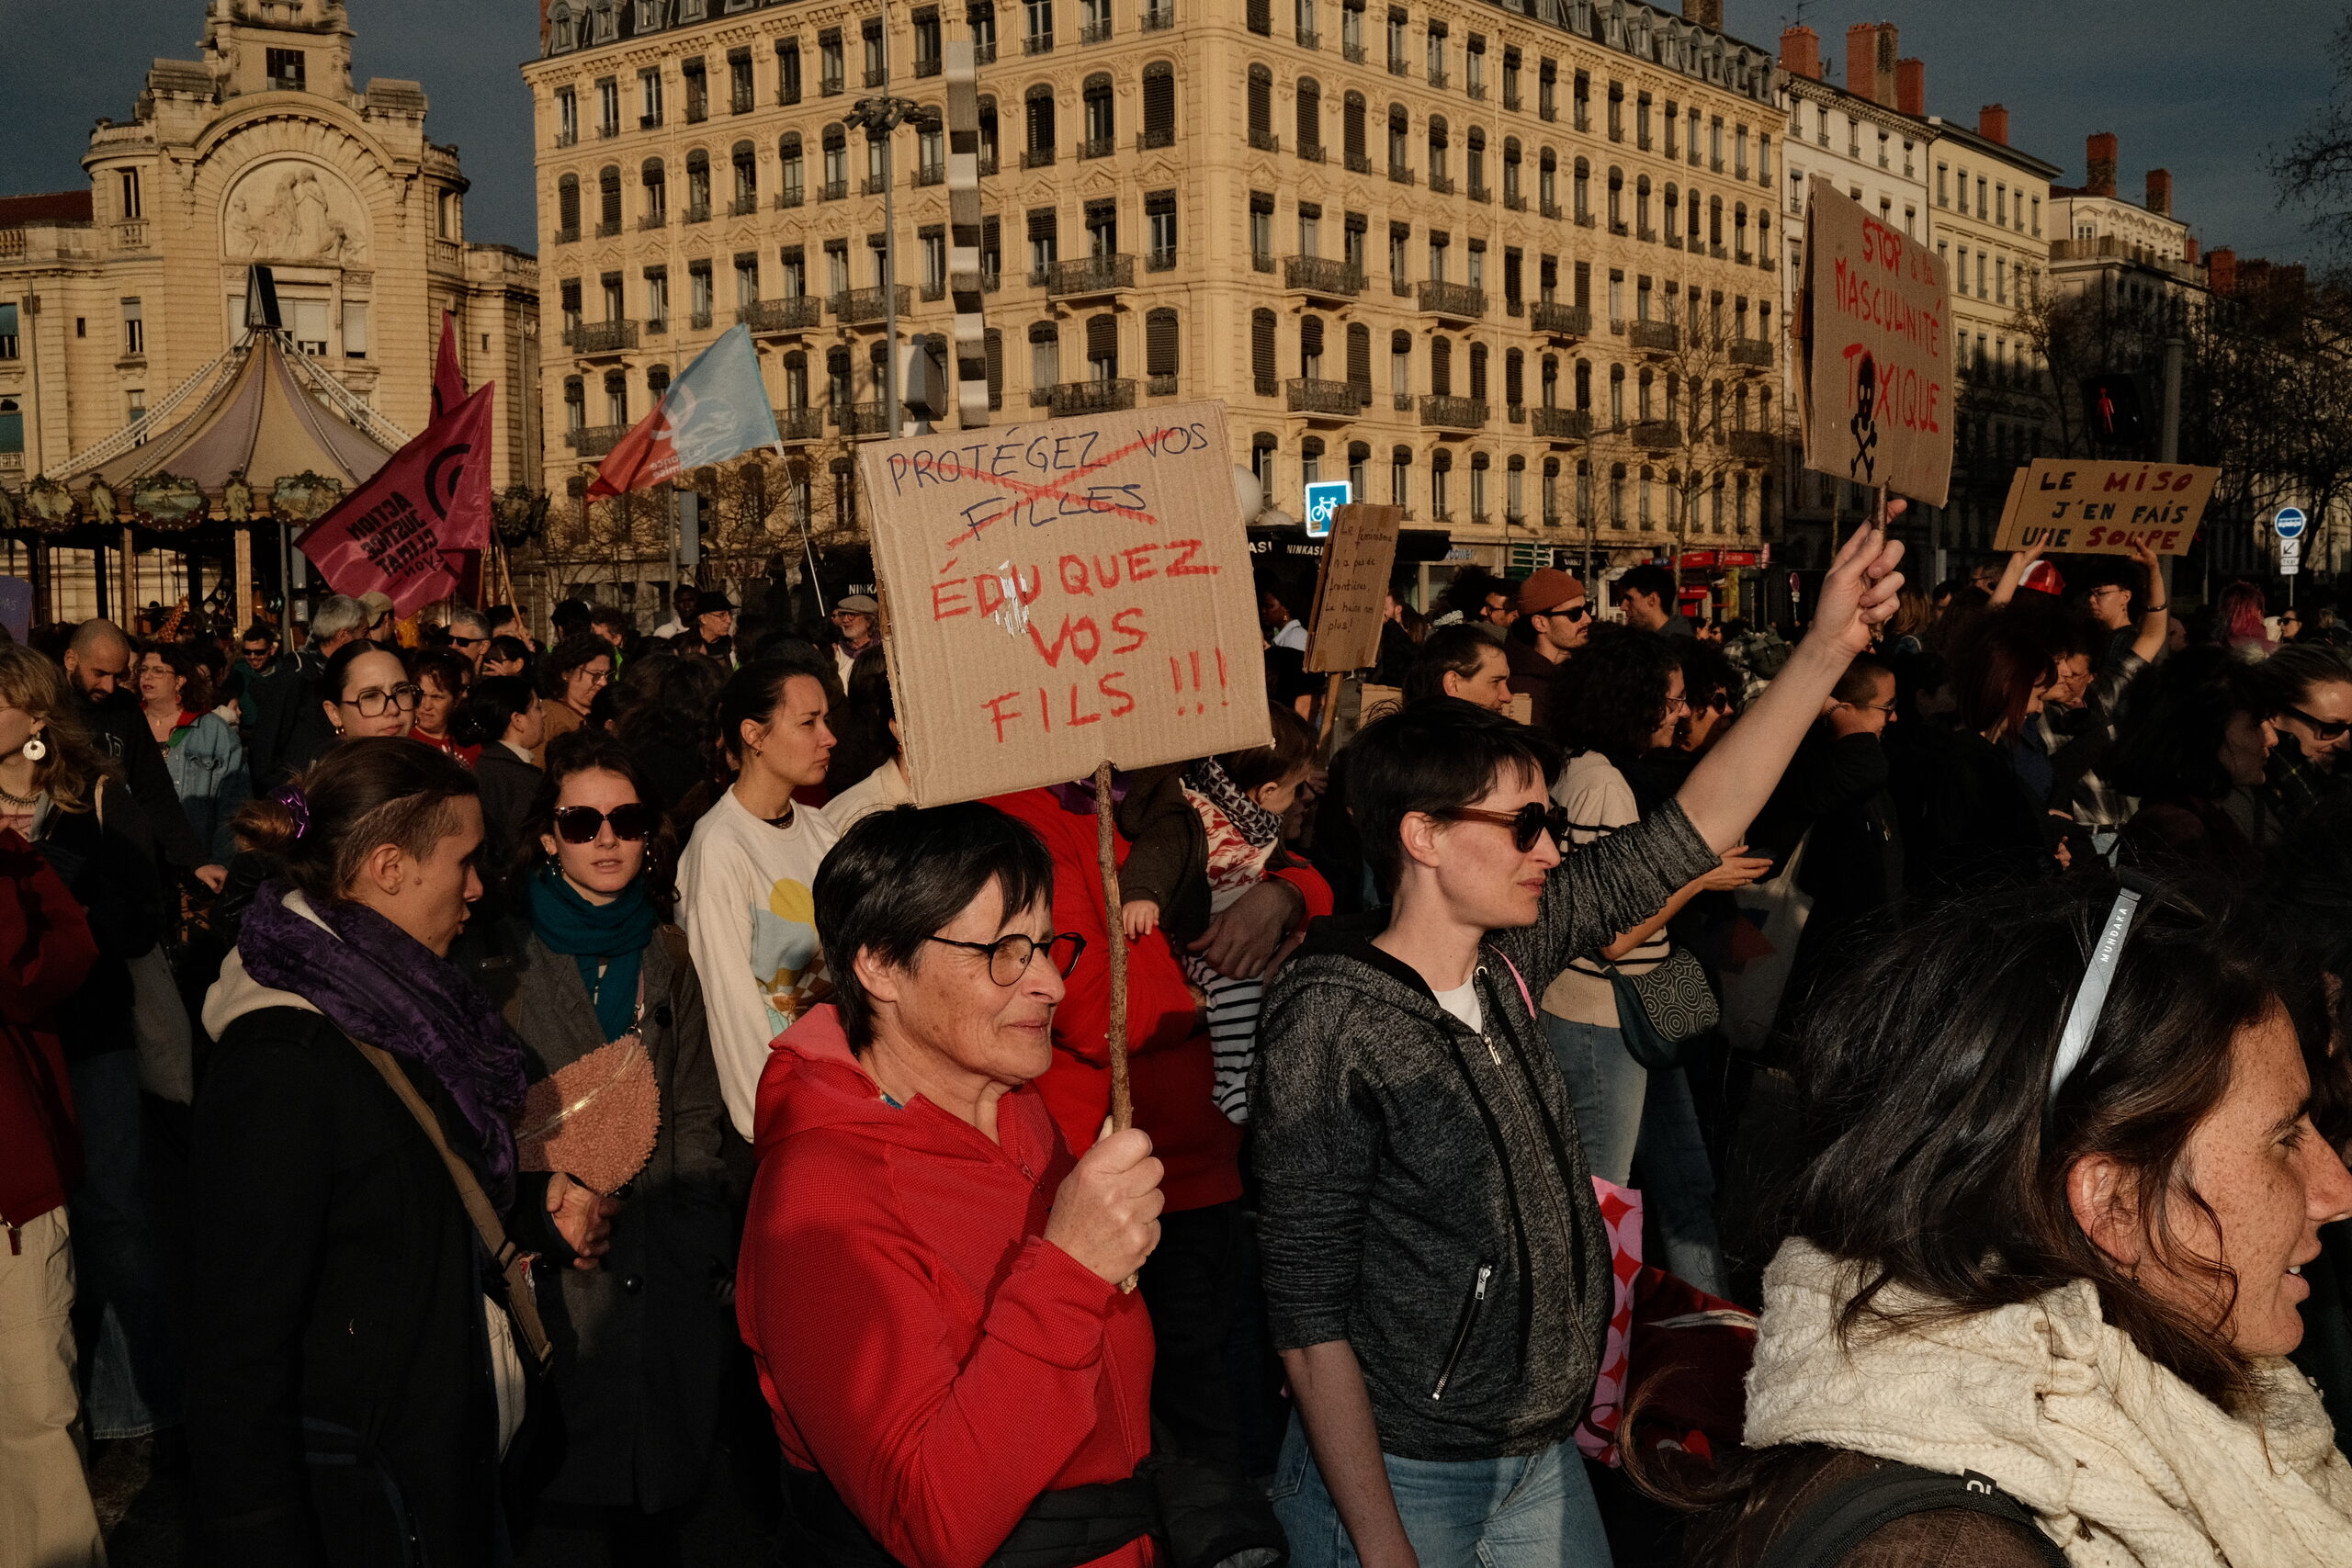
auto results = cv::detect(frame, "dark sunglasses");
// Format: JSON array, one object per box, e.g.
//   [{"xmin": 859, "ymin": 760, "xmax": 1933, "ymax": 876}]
[
  {"xmin": 2283, "ymin": 704, "xmax": 2352, "ymax": 743},
  {"xmin": 552, "ymin": 802, "xmax": 662, "ymax": 843},
  {"xmin": 1440, "ymin": 802, "xmax": 1570, "ymax": 852},
  {"xmin": 1540, "ymin": 603, "xmax": 1592, "ymax": 623}
]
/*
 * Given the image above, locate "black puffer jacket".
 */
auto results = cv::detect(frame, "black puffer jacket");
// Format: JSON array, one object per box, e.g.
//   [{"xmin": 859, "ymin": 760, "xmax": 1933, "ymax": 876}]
[{"xmin": 1252, "ymin": 802, "xmax": 1717, "ymax": 1461}]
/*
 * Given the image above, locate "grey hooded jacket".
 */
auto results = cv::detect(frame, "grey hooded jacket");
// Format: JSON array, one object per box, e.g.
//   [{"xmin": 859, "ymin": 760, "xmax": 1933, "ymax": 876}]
[{"xmin": 1252, "ymin": 800, "xmax": 1717, "ymax": 1462}]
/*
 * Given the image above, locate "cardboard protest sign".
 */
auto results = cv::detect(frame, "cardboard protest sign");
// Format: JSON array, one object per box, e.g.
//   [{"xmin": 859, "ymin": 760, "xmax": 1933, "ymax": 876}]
[
  {"xmin": 1358, "ymin": 684, "xmax": 1403, "ymax": 725},
  {"xmin": 1305, "ymin": 503, "xmax": 1405, "ymax": 673},
  {"xmin": 859, "ymin": 400, "xmax": 1272, "ymax": 806},
  {"xmin": 1801, "ymin": 177, "xmax": 1953, "ymax": 508},
  {"xmin": 1992, "ymin": 459, "xmax": 2221, "ymax": 556}
]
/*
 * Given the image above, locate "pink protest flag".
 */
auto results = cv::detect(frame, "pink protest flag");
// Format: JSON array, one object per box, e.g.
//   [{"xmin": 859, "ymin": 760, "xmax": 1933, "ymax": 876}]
[
  {"xmin": 586, "ymin": 324, "xmax": 779, "ymax": 498},
  {"xmin": 298, "ymin": 383, "xmax": 497, "ymax": 618},
  {"xmin": 433, "ymin": 312, "xmax": 466, "ymax": 421}
]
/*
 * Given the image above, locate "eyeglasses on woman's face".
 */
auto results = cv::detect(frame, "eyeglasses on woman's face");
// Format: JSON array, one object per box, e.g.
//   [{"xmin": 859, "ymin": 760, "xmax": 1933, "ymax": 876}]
[
  {"xmin": 342, "ymin": 682, "xmax": 422, "ymax": 717},
  {"xmin": 1439, "ymin": 801, "xmax": 1571, "ymax": 853},
  {"xmin": 927, "ymin": 931, "xmax": 1088, "ymax": 986}
]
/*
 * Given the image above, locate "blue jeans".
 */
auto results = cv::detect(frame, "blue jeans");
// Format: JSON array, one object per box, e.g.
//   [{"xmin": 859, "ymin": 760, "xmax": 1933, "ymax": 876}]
[
  {"xmin": 1544, "ymin": 1016, "xmax": 1726, "ymax": 1299},
  {"xmin": 1272, "ymin": 1414, "xmax": 1612, "ymax": 1568}
]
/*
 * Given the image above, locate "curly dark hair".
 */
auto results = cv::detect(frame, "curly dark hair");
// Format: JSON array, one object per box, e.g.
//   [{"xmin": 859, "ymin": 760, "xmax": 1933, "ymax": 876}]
[{"xmin": 1546, "ymin": 623, "xmax": 1680, "ymax": 764}]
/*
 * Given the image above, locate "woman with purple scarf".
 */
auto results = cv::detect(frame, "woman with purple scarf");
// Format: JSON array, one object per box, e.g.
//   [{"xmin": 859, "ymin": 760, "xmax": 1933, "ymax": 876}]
[{"xmin": 184, "ymin": 739, "xmax": 616, "ymax": 1568}]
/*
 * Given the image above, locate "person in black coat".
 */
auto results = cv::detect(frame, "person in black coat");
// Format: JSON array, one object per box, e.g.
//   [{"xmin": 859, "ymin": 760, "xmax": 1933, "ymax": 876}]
[
  {"xmin": 452, "ymin": 677, "xmax": 547, "ymax": 913},
  {"xmin": 59, "ymin": 617, "xmax": 219, "ymax": 884},
  {"xmin": 187, "ymin": 739, "xmax": 616, "ymax": 1568}
]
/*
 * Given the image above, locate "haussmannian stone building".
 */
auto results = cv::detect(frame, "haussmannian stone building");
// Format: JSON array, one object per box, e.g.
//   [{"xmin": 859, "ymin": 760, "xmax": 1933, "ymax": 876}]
[{"xmin": 525, "ymin": 0, "xmax": 1788, "ymax": 618}]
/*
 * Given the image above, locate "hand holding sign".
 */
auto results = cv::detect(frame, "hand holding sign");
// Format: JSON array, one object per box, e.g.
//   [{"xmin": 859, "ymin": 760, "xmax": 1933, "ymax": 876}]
[{"xmin": 1812, "ymin": 499, "xmax": 1908, "ymax": 660}]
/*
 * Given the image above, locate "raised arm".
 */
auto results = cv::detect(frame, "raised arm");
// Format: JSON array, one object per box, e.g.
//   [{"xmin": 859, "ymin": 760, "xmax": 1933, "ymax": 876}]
[
  {"xmin": 1675, "ymin": 507, "xmax": 1905, "ymax": 852},
  {"xmin": 2128, "ymin": 540, "xmax": 2171, "ymax": 667}
]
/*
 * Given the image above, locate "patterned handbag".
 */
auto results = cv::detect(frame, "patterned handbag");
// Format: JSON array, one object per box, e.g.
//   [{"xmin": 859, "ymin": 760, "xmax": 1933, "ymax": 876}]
[{"xmin": 1604, "ymin": 944, "xmax": 1721, "ymax": 1072}]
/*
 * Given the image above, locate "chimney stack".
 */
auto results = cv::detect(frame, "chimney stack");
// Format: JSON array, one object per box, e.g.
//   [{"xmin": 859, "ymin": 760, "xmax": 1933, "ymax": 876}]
[
  {"xmin": 2183, "ymin": 233, "xmax": 2200, "ymax": 265},
  {"xmin": 2145, "ymin": 168, "xmax": 2173, "ymax": 218},
  {"xmin": 2086, "ymin": 132, "xmax": 2119, "ymax": 198},
  {"xmin": 1682, "ymin": 0, "xmax": 1722, "ymax": 30},
  {"xmin": 1780, "ymin": 25, "xmax": 1821, "ymax": 80},
  {"xmin": 1844, "ymin": 23, "xmax": 1882, "ymax": 104},
  {"xmin": 1978, "ymin": 104, "xmax": 2009, "ymax": 145},
  {"xmin": 2207, "ymin": 246, "xmax": 2236, "ymax": 296},
  {"xmin": 1895, "ymin": 57, "xmax": 1925, "ymax": 116}
]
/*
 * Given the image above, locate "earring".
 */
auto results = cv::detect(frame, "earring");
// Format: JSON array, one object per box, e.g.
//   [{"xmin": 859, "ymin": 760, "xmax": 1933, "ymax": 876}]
[{"xmin": 20, "ymin": 734, "xmax": 45, "ymax": 762}]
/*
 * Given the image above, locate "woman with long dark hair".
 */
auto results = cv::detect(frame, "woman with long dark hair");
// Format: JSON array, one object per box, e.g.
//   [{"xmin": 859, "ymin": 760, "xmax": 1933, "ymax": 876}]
[
  {"xmin": 609, "ymin": 651, "xmax": 728, "ymax": 818},
  {"xmin": 820, "ymin": 646, "xmax": 910, "ymax": 832},
  {"xmin": 1541, "ymin": 624, "xmax": 1765, "ymax": 1294},
  {"xmin": 1693, "ymin": 876, "xmax": 2352, "ymax": 1564},
  {"xmin": 452, "ymin": 675, "xmax": 547, "ymax": 901},
  {"xmin": 455, "ymin": 729, "xmax": 728, "ymax": 1561},
  {"xmin": 188, "ymin": 739, "xmax": 615, "ymax": 1566}
]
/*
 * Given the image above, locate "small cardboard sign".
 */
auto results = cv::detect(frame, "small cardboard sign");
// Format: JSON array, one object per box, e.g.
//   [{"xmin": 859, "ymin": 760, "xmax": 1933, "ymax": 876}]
[
  {"xmin": 1357, "ymin": 684, "xmax": 1404, "ymax": 725},
  {"xmin": 1801, "ymin": 177, "xmax": 1953, "ymax": 508},
  {"xmin": 859, "ymin": 400, "xmax": 1272, "ymax": 806},
  {"xmin": 1991, "ymin": 459, "xmax": 2222, "ymax": 557},
  {"xmin": 1305, "ymin": 503, "xmax": 1405, "ymax": 674}
]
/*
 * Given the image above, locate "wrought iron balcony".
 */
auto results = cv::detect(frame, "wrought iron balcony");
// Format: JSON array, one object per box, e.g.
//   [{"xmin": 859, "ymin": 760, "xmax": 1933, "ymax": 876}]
[
  {"xmin": 1023, "ymin": 31, "xmax": 1054, "ymax": 53},
  {"xmin": 1136, "ymin": 129, "xmax": 1174, "ymax": 151},
  {"xmin": 1428, "ymin": 174, "xmax": 1454, "ymax": 195},
  {"xmin": 831, "ymin": 286, "xmax": 912, "ymax": 324},
  {"xmin": 684, "ymin": 202, "xmax": 710, "ymax": 224},
  {"xmin": 1342, "ymin": 41, "xmax": 1364, "ymax": 62},
  {"xmin": 739, "ymin": 298, "xmax": 823, "ymax": 333},
  {"xmin": 564, "ymin": 321, "xmax": 639, "ymax": 354},
  {"xmin": 1419, "ymin": 395, "xmax": 1489, "ymax": 430},
  {"xmin": 1141, "ymin": 5, "xmax": 1175, "ymax": 30},
  {"xmin": 1532, "ymin": 407, "xmax": 1594, "ymax": 440},
  {"xmin": 1417, "ymin": 280, "xmax": 1487, "ymax": 320},
  {"xmin": 552, "ymin": 226, "xmax": 581, "ymax": 245},
  {"xmin": 834, "ymin": 401, "xmax": 891, "ymax": 435},
  {"xmin": 1388, "ymin": 162, "xmax": 1415, "ymax": 185},
  {"xmin": 1046, "ymin": 378, "xmax": 1136, "ymax": 416},
  {"xmin": 1250, "ymin": 130, "xmax": 1281, "ymax": 152},
  {"xmin": 1346, "ymin": 151, "xmax": 1371, "ymax": 173},
  {"xmin": 1078, "ymin": 136, "xmax": 1114, "ymax": 160},
  {"xmin": 1147, "ymin": 373, "xmax": 1180, "ymax": 396},
  {"xmin": 1729, "ymin": 337, "xmax": 1773, "ymax": 369},
  {"xmin": 567, "ymin": 424, "xmax": 628, "ymax": 457},
  {"xmin": 1284, "ymin": 255, "xmax": 1363, "ymax": 298},
  {"xmin": 1045, "ymin": 254, "xmax": 1135, "ymax": 297},
  {"xmin": 1286, "ymin": 378, "xmax": 1359, "ymax": 417},
  {"xmin": 819, "ymin": 178, "xmax": 848, "ymax": 201},
  {"xmin": 1081, "ymin": 17, "xmax": 1113, "ymax": 42},
  {"xmin": 1298, "ymin": 141, "xmax": 1327, "ymax": 164},
  {"xmin": 1532, "ymin": 302, "xmax": 1591, "ymax": 338},
  {"xmin": 1630, "ymin": 420, "xmax": 1682, "ymax": 450},
  {"xmin": 730, "ymin": 196, "xmax": 759, "ymax": 217},
  {"xmin": 1023, "ymin": 146, "xmax": 1057, "ymax": 168},
  {"xmin": 776, "ymin": 188, "xmax": 805, "ymax": 209},
  {"xmin": 595, "ymin": 220, "xmax": 622, "ymax": 238},
  {"xmin": 1628, "ymin": 320, "xmax": 1679, "ymax": 354},
  {"xmin": 1728, "ymin": 429, "xmax": 1776, "ymax": 463},
  {"xmin": 773, "ymin": 407, "xmax": 825, "ymax": 442}
]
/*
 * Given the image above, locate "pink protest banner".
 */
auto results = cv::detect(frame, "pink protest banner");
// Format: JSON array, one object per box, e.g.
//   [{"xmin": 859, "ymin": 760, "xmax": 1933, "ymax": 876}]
[{"xmin": 297, "ymin": 384, "xmax": 495, "ymax": 616}]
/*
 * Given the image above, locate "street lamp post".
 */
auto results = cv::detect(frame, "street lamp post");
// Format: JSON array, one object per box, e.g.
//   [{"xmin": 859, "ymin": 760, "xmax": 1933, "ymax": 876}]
[{"xmin": 845, "ymin": 96, "xmax": 939, "ymax": 441}]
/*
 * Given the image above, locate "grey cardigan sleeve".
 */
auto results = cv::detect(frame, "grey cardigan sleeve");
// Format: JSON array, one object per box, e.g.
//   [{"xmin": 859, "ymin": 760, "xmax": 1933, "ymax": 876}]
[
  {"xmin": 1491, "ymin": 797, "xmax": 1717, "ymax": 990},
  {"xmin": 1250, "ymin": 980, "xmax": 1385, "ymax": 1351}
]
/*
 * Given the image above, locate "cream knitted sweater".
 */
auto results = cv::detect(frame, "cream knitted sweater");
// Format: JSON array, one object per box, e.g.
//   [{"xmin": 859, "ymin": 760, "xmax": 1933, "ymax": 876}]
[{"xmin": 1744, "ymin": 1239, "xmax": 2352, "ymax": 1567}]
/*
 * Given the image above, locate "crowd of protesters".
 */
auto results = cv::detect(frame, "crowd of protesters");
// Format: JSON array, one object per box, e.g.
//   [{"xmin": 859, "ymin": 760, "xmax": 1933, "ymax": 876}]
[{"xmin": 11, "ymin": 523, "xmax": 2352, "ymax": 1568}]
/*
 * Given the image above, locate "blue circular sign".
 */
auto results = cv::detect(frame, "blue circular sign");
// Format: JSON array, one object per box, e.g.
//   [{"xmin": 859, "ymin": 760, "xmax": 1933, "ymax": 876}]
[{"xmin": 2276, "ymin": 506, "xmax": 2309, "ymax": 540}]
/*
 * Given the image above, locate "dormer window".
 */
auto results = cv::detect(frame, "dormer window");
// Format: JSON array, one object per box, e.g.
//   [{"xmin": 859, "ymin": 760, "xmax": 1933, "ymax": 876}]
[
  {"xmin": 549, "ymin": 5, "xmax": 577, "ymax": 51},
  {"xmin": 266, "ymin": 48, "xmax": 305, "ymax": 91}
]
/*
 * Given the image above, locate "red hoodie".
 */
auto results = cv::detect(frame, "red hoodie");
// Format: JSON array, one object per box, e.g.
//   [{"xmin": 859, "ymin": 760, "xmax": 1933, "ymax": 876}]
[
  {"xmin": 738, "ymin": 1006, "xmax": 1159, "ymax": 1568},
  {"xmin": 0, "ymin": 836, "xmax": 100, "ymax": 1230}
]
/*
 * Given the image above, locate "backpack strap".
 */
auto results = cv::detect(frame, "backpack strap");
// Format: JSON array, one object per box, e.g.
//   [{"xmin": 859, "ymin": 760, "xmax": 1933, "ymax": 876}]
[{"xmin": 1756, "ymin": 1463, "xmax": 2068, "ymax": 1568}]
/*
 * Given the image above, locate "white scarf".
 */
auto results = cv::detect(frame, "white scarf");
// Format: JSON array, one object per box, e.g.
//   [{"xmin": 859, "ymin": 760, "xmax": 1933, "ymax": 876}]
[{"xmin": 1744, "ymin": 1239, "xmax": 2352, "ymax": 1568}]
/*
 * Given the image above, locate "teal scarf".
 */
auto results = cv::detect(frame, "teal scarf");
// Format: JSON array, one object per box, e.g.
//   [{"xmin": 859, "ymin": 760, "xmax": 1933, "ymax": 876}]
[{"xmin": 527, "ymin": 863, "xmax": 661, "ymax": 1043}]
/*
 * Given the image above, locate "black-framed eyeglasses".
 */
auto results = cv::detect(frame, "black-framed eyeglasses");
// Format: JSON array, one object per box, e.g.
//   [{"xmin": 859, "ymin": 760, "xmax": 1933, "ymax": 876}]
[
  {"xmin": 2283, "ymin": 704, "xmax": 2352, "ymax": 743},
  {"xmin": 343, "ymin": 682, "xmax": 422, "ymax": 716},
  {"xmin": 928, "ymin": 931, "xmax": 1088, "ymax": 986},
  {"xmin": 1439, "ymin": 802, "xmax": 1570, "ymax": 852},
  {"xmin": 553, "ymin": 802, "xmax": 661, "ymax": 843},
  {"xmin": 1839, "ymin": 698, "xmax": 1899, "ymax": 716}
]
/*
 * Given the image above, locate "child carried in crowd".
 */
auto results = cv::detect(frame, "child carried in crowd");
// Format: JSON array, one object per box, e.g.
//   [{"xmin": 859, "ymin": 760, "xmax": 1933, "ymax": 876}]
[{"xmin": 1118, "ymin": 707, "xmax": 1317, "ymax": 1121}]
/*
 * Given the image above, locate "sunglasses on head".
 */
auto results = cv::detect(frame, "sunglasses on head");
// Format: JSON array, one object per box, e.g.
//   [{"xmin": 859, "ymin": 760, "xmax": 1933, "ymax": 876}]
[
  {"xmin": 1440, "ymin": 801, "xmax": 1570, "ymax": 852},
  {"xmin": 552, "ymin": 802, "xmax": 661, "ymax": 843}
]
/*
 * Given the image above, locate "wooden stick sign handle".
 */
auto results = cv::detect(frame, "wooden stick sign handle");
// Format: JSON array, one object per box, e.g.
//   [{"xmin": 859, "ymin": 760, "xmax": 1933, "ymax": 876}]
[{"xmin": 1092, "ymin": 759, "xmax": 1132, "ymax": 1134}]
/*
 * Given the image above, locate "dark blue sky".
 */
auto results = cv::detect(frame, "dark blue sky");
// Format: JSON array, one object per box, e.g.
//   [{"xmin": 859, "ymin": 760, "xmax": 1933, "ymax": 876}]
[{"xmin": 0, "ymin": 0, "xmax": 2343, "ymax": 262}]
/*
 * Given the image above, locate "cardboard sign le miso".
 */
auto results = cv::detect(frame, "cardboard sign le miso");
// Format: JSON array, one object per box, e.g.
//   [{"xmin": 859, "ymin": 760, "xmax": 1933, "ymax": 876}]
[
  {"xmin": 1992, "ymin": 458, "xmax": 2222, "ymax": 557},
  {"xmin": 858, "ymin": 400, "xmax": 1272, "ymax": 806},
  {"xmin": 1801, "ymin": 177, "xmax": 1954, "ymax": 508},
  {"xmin": 1305, "ymin": 503, "xmax": 1405, "ymax": 673}
]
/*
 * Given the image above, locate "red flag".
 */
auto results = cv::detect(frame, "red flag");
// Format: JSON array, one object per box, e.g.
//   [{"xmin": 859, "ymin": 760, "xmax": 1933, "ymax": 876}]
[
  {"xmin": 433, "ymin": 312, "xmax": 466, "ymax": 421},
  {"xmin": 298, "ymin": 384, "xmax": 497, "ymax": 617}
]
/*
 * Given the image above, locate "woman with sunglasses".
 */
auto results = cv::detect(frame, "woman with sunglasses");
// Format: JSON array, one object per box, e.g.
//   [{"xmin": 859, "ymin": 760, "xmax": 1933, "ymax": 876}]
[
  {"xmin": 741, "ymin": 802, "xmax": 1170, "ymax": 1568},
  {"xmin": 454, "ymin": 729, "xmax": 728, "ymax": 1560},
  {"xmin": 1541, "ymin": 623, "xmax": 1766, "ymax": 1295},
  {"xmin": 2254, "ymin": 645, "xmax": 2352, "ymax": 833},
  {"xmin": 1690, "ymin": 875, "xmax": 2352, "ymax": 1566}
]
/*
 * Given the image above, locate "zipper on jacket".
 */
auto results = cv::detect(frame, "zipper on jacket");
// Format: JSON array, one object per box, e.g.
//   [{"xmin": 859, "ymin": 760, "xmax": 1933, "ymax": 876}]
[
  {"xmin": 1430, "ymin": 1261, "xmax": 1493, "ymax": 1401},
  {"xmin": 1472, "ymin": 964, "xmax": 1502, "ymax": 1065}
]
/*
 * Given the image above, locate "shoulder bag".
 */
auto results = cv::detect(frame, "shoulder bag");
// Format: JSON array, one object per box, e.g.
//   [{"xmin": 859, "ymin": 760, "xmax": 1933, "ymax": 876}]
[
  {"xmin": 348, "ymin": 1038, "xmax": 555, "ymax": 1372},
  {"xmin": 1601, "ymin": 945, "xmax": 1720, "ymax": 1072}
]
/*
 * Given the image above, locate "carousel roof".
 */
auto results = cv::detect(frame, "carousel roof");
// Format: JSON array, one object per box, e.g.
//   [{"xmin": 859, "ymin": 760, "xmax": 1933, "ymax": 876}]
[{"xmin": 62, "ymin": 329, "xmax": 407, "ymax": 497}]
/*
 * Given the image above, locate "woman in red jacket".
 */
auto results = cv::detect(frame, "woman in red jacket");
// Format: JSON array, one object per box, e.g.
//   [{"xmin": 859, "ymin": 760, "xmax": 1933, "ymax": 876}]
[
  {"xmin": 738, "ymin": 802, "xmax": 1167, "ymax": 1568},
  {"xmin": 0, "ymin": 828, "xmax": 104, "ymax": 1567}
]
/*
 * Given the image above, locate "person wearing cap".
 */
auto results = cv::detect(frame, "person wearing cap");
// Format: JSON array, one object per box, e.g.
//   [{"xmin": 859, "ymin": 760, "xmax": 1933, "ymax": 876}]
[
  {"xmin": 1504, "ymin": 570, "xmax": 1591, "ymax": 727},
  {"xmin": 357, "ymin": 591, "xmax": 400, "ymax": 647},
  {"xmin": 831, "ymin": 593, "xmax": 880, "ymax": 687},
  {"xmin": 695, "ymin": 592, "xmax": 737, "ymax": 661}
]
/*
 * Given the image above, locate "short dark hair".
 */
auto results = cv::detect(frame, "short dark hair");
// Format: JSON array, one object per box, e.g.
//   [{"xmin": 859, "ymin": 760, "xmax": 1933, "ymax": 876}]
[
  {"xmin": 1616, "ymin": 563, "xmax": 1677, "ymax": 604},
  {"xmin": 1547, "ymin": 623, "xmax": 1680, "ymax": 763},
  {"xmin": 450, "ymin": 675, "xmax": 537, "ymax": 749},
  {"xmin": 241, "ymin": 622, "xmax": 278, "ymax": 648},
  {"xmin": 1830, "ymin": 652, "xmax": 1894, "ymax": 706},
  {"xmin": 1404, "ymin": 623, "xmax": 1503, "ymax": 707},
  {"xmin": 588, "ymin": 605, "xmax": 632, "ymax": 636},
  {"xmin": 814, "ymin": 803, "xmax": 1057, "ymax": 1048},
  {"xmin": 1217, "ymin": 704, "xmax": 1316, "ymax": 793},
  {"xmin": 1345, "ymin": 701, "xmax": 1562, "ymax": 890}
]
